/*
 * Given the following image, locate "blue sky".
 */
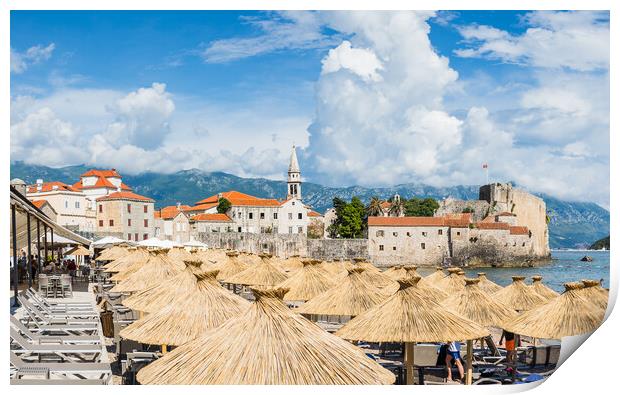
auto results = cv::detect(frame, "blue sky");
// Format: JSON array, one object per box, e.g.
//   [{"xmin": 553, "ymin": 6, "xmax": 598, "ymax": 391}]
[{"xmin": 10, "ymin": 11, "xmax": 610, "ymax": 206}]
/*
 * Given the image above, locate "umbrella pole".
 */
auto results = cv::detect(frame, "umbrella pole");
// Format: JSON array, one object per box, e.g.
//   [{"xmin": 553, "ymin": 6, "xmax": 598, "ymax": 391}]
[
  {"xmin": 405, "ymin": 342, "xmax": 415, "ymax": 385},
  {"xmin": 466, "ymin": 340, "xmax": 473, "ymax": 385},
  {"xmin": 162, "ymin": 344, "xmax": 167, "ymax": 354}
]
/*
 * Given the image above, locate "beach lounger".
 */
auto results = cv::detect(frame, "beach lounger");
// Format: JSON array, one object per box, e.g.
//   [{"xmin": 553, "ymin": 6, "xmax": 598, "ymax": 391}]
[
  {"xmin": 11, "ymin": 352, "xmax": 111, "ymax": 381},
  {"xmin": 18, "ymin": 295, "xmax": 98, "ymax": 320},
  {"xmin": 24, "ymin": 289, "xmax": 93, "ymax": 311},
  {"xmin": 11, "ymin": 328, "xmax": 103, "ymax": 363},
  {"xmin": 18, "ymin": 297, "xmax": 99, "ymax": 324},
  {"xmin": 10, "ymin": 378, "xmax": 107, "ymax": 385},
  {"xmin": 11, "ymin": 316, "xmax": 101, "ymax": 344}
]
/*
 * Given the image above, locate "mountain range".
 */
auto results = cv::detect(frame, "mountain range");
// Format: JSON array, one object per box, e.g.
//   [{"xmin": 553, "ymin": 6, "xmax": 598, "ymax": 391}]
[{"xmin": 11, "ymin": 161, "xmax": 610, "ymax": 249}]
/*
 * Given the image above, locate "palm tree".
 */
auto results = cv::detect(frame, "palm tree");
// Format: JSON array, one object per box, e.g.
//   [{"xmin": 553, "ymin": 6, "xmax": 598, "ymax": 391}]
[
  {"xmin": 388, "ymin": 194, "xmax": 404, "ymax": 217},
  {"xmin": 366, "ymin": 197, "xmax": 384, "ymax": 217}
]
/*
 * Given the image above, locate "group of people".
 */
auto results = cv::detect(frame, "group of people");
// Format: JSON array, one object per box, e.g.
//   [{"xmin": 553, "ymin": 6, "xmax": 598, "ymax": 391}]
[
  {"xmin": 12, "ymin": 250, "xmax": 89, "ymax": 284},
  {"xmin": 14, "ymin": 251, "xmax": 39, "ymax": 284}
]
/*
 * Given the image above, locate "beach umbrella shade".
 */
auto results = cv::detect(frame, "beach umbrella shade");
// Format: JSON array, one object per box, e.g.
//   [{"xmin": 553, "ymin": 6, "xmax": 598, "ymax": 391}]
[
  {"xmin": 96, "ymin": 244, "xmax": 128, "ymax": 261},
  {"xmin": 103, "ymin": 248, "xmax": 150, "ymax": 272},
  {"xmin": 278, "ymin": 260, "xmax": 336, "ymax": 302},
  {"xmin": 350, "ymin": 261, "xmax": 399, "ymax": 293},
  {"xmin": 195, "ymin": 248, "xmax": 226, "ymax": 267},
  {"xmin": 405, "ymin": 267, "xmax": 447, "ymax": 302},
  {"xmin": 383, "ymin": 265, "xmax": 408, "ymax": 280},
  {"xmin": 121, "ymin": 260, "xmax": 205, "ymax": 313},
  {"xmin": 493, "ymin": 276, "xmax": 547, "ymax": 312},
  {"xmin": 476, "ymin": 272, "xmax": 503, "ymax": 294},
  {"xmin": 237, "ymin": 252, "xmax": 263, "ymax": 266},
  {"xmin": 320, "ymin": 260, "xmax": 348, "ymax": 278},
  {"xmin": 502, "ymin": 282, "xmax": 605, "ymax": 339},
  {"xmin": 65, "ymin": 245, "xmax": 91, "ymax": 256},
  {"xmin": 580, "ymin": 279, "xmax": 608, "ymax": 310},
  {"xmin": 167, "ymin": 246, "xmax": 193, "ymax": 262},
  {"xmin": 110, "ymin": 250, "xmax": 182, "ymax": 293},
  {"xmin": 297, "ymin": 268, "xmax": 396, "ymax": 318},
  {"xmin": 420, "ymin": 267, "xmax": 446, "ymax": 287},
  {"xmin": 435, "ymin": 267, "xmax": 466, "ymax": 294},
  {"xmin": 352, "ymin": 258, "xmax": 381, "ymax": 273},
  {"xmin": 337, "ymin": 276, "xmax": 489, "ymax": 385},
  {"xmin": 530, "ymin": 275, "xmax": 560, "ymax": 301},
  {"xmin": 120, "ymin": 269, "xmax": 250, "ymax": 347},
  {"xmin": 225, "ymin": 254, "xmax": 288, "ymax": 287},
  {"xmin": 213, "ymin": 251, "xmax": 248, "ymax": 282},
  {"xmin": 277, "ymin": 255, "xmax": 305, "ymax": 274},
  {"xmin": 136, "ymin": 286, "xmax": 395, "ymax": 385}
]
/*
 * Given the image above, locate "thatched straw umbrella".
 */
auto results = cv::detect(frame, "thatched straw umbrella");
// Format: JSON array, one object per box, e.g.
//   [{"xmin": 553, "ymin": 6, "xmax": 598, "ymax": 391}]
[
  {"xmin": 493, "ymin": 276, "xmax": 546, "ymax": 312},
  {"xmin": 275, "ymin": 255, "xmax": 304, "ymax": 274},
  {"xmin": 213, "ymin": 251, "xmax": 247, "ymax": 282},
  {"xmin": 110, "ymin": 250, "xmax": 181, "ymax": 293},
  {"xmin": 476, "ymin": 272, "xmax": 502, "ymax": 294},
  {"xmin": 103, "ymin": 248, "xmax": 150, "ymax": 272},
  {"xmin": 120, "ymin": 269, "xmax": 250, "ymax": 348},
  {"xmin": 98, "ymin": 245, "xmax": 129, "ymax": 261},
  {"xmin": 320, "ymin": 260, "xmax": 348, "ymax": 278},
  {"xmin": 435, "ymin": 267, "xmax": 465, "ymax": 294},
  {"xmin": 196, "ymin": 248, "xmax": 226, "ymax": 266},
  {"xmin": 421, "ymin": 267, "xmax": 446, "ymax": 286},
  {"xmin": 121, "ymin": 260, "xmax": 205, "ymax": 313},
  {"xmin": 352, "ymin": 258, "xmax": 380, "ymax": 273},
  {"xmin": 337, "ymin": 277, "xmax": 489, "ymax": 385},
  {"xmin": 226, "ymin": 254, "xmax": 288, "ymax": 287},
  {"xmin": 136, "ymin": 286, "xmax": 395, "ymax": 385},
  {"xmin": 580, "ymin": 279, "xmax": 608, "ymax": 310},
  {"xmin": 297, "ymin": 268, "xmax": 394, "ymax": 319},
  {"xmin": 502, "ymin": 282, "xmax": 605, "ymax": 339},
  {"xmin": 167, "ymin": 246, "xmax": 193, "ymax": 262},
  {"xmin": 406, "ymin": 267, "xmax": 448, "ymax": 302},
  {"xmin": 383, "ymin": 265, "xmax": 408, "ymax": 280},
  {"xmin": 237, "ymin": 251, "xmax": 262, "ymax": 266},
  {"xmin": 278, "ymin": 260, "xmax": 336, "ymax": 302},
  {"xmin": 350, "ymin": 260, "xmax": 398, "ymax": 293},
  {"xmin": 530, "ymin": 275, "xmax": 560, "ymax": 301},
  {"xmin": 443, "ymin": 278, "xmax": 517, "ymax": 384}
]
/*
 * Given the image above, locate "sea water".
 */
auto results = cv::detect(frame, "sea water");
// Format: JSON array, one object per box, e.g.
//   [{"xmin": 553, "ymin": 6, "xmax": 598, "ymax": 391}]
[{"xmin": 417, "ymin": 250, "xmax": 611, "ymax": 292}]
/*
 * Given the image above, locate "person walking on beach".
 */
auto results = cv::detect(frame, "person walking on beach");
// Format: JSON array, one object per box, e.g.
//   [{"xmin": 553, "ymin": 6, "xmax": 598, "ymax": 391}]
[
  {"xmin": 445, "ymin": 341, "xmax": 465, "ymax": 382},
  {"xmin": 499, "ymin": 330, "xmax": 516, "ymax": 366}
]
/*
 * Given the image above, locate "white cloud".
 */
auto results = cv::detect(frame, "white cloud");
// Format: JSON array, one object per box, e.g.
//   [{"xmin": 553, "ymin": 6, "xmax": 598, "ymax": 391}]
[
  {"xmin": 11, "ymin": 43, "xmax": 56, "ymax": 74},
  {"xmin": 455, "ymin": 11, "xmax": 609, "ymax": 71},
  {"xmin": 321, "ymin": 41, "xmax": 383, "ymax": 82}
]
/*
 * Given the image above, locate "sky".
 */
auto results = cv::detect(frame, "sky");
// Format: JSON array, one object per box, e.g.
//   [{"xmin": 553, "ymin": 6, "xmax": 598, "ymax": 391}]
[{"xmin": 10, "ymin": 10, "xmax": 610, "ymax": 207}]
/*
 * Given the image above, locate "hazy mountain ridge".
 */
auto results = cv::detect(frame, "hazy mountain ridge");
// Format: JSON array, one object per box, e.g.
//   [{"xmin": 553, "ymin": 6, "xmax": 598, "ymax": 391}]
[{"xmin": 11, "ymin": 161, "xmax": 609, "ymax": 249}]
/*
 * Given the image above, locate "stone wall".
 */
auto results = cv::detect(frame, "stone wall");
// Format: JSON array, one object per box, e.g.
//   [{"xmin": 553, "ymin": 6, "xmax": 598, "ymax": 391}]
[
  {"xmin": 435, "ymin": 198, "xmax": 490, "ymax": 222},
  {"xmin": 307, "ymin": 238, "xmax": 368, "ymax": 261}
]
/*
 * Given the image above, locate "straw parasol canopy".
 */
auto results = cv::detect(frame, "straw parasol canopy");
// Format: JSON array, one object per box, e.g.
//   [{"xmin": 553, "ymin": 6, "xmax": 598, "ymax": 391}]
[
  {"xmin": 226, "ymin": 254, "xmax": 288, "ymax": 287},
  {"xmin": 277, "ymin": 255, "xmax": 305, "ymax": 274},
  {"xmin": 136, "ymin": 286, "xmax": 395, "ymax": 385},
  {"xmin": 580, "ymin": 279, "xmax": 608, "ymax": 310},
  {"xmin": 349, "ymin": 260, "xmax": 398, "ymax": 293},
  {"xmin": 383, "ymin": 265, "xmax": 408, "ymax": 280},
  {"xmin": 121, "ymin": 260, "xmax": 205, "ymax": 313},
  {"xmin": 352, "ymin": 258, "xmax": 381, "ymax": 273},
  {"xmin": 278, "ymin": 260, "xmax": 336, "ymax": 302},
  {"xmin": 120, "ymin": 269, "xmax": 250, "ymax": 346},
  {"xmin": 502, "ymin": 282, "xmax": 605, "ymax": 339},
  {"xmin": 297, "ymin": 268, "xmax": 395, "ymax": 317},
  {"xmin": 103, "ymin": 248, "xmax": 150, "ymax": 272},
  {"xmin": 476, "ymin": 272, "xmax": 502, "ymax": 294},
  {"xmin": 167, "ymin": 246, "xmax": 193, "ymax": 262},
  {"xmin": 97, "ymin": 245, "xmax": 128, "ymax": 261},
  {"xmin": 237, "ymin": 252, "xmax": 263, "ymax": 266},
  {"xmin": 435, "ymin": 267, "xmax": 465, "ymax": 294},
  {"xmin": 320, "ymin": 260, "xmax": 348, "ymax": 278},
  {"xmin": 110, "ymin": 250, "xmax": 181, "ymax": 293},
  {"xmin": 420, "ymin": 267, "xmax": 445, "ymax": 286},
  {"xmin": 213, "ymin": 251, "xmax": 248, "ymax": 282},
  {"xmin": 65, "ymin": 245, "xmax": 91, "ymax": 256},
  {"xmin": 336, "ymin": 276, "xmax": 489, "ymax": 343},
  {"xmin": 444, "ymin": 278, "xmax": 517, "ymax": 328},
  {"xmin": 493, "ymin": 276, "xmax": 547, "ymax": 311},
  {"xmin": 530, "ymin": 275, "xmax": 560, "ymax": 301}
]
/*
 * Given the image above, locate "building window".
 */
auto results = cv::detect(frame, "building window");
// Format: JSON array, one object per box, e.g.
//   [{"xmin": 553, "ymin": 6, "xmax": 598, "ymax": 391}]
[
  {"xmin": 379, "ymin": 245, "xmax": 384, "ymax": 251},
  {"xmin": 376, "ymin": 230, "xmax": 384, "ymax": 237},
  {"xmin": 288, "ymin": 213, "xmax": 293, "ymax": 220},
  {"xmin": 392, "ymin": 232, "xmax": 398, "ymax": 237},
  {"xmin": 406, "ymin": 232, "xmax": 411, "ymax": 237},
  {"xmin": 144, "ymin": 205, "xmax": 148, "ymax": 213},
  {"xmin": 144, "ymin": 219, "xmax": 148, "ymax": 227},
  {"xmin": 273, "ymin": 227, "xmax": 278, "ymax": 233},
  {"xmin": 75, "ymin": 201, "xmax": 80, "ymax": 209},
  {"xmin": 232, "ymin": 212, "xmax": 236, "ymax": 218},
  {"xmin": 288, "ymin": 227, "xmax": 293, "ymax": 234},
  {"xmin": 128, "ymin": 219, "xmax": 132, "ymax": 226},
  {"xmin": 65, "ymin": 200, "xmax": 68, "ymax": 209},
  {"xmin": 144, "ymin": 234, "xmax": 148, "ymax": 240},
  {"xmin": 135, "ymin": 233, "xmax": 138, "ymax": 241},
  {"xmin": 456, "ymin": 231, "xmax": 461, "ymax": 236},
  {"xmin": 109, "ymin": 219, "xmax": 114, "ymax": 226},
  {"xmin": 273, "ymin": 213, "xmax": 278, "ymax": 220},
  {"xmin": 238, "ymin": 227, "xmax": 242, "ymax": 233},
  {"xmin": 249, "ymin": 213, "xmax": 253, "ymax": 220},
  {"xmin": 298, "ymin": 213, "xmax": 303, "ymax": 220},
  {"xmin": 128, "ymin": 234, "xmax": 132, "ymax": 240},
  {"xmin": 298, "ymin": 226, "xmax": 303, "ymax": 234},
  {"xmin": 522, "ymin": 242, "xmax": 526, "ymax": 247},
  {"xmin": 438, "ymin": 229, "xmax": 443, "ymax": 235},
  {"xmin": 392, "ymin": 246, "xmax": 396, "ymax": 251},
  {"xmin": 260, "ymin": 212, "xmax": 265, "ymax": 219},
  {"xmin": 422, "ymin": 231, "xmax": 427, "ymax": 237},
  {"xmin": 127, "ymin": 204, "xmax": 131, "ymax": 213},
  {"xmin": 292, "ymin": 201, "xmax": 295, "ymax": 206},
  {"xmin": 99, "ymin": 220, "xmax": 103, "ymax": 227},
  {"xmin": 99, "ymin": 204, "xmax": 103, "ymax": 213},
  {"xmin": 421, "ymin": 243, "xmax": 426, "ymax": 250},
  {"xmin": 260, "ymin": 226, "xmax": 265, "ymax": 233}
]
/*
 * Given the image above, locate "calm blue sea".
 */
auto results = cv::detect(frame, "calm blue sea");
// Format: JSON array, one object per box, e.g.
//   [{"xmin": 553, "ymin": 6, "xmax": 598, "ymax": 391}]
[{"xmin": 417, "ymin": 250, "xmax": 610, "ymax": 292}]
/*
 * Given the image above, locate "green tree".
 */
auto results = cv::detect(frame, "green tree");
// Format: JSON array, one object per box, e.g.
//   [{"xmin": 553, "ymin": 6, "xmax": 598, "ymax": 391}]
[
  {"xmin": 404, "ymin": 197, "xmax": 439, "ymax": 217},
  {"xmin": 217, "ymin": 197, "xmax": 232, "ymax": 214},
  {"xmin": 328, "ymin": 196, "xmax": 366, "ymax": 239},
  {"xmin": 366, "ymin": 196, "xmax": 384, "ymax": 217}
]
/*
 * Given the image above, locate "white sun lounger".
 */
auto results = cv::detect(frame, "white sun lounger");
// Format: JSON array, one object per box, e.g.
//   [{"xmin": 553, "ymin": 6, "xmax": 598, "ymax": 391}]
[
  {"xmin": 11, "ymin": 328, "xmax": 103, "ymax": 363},
  {"xmin": 19, "ymin": 295, "xmax": 98, "ymax": 319},
  {"xmin": 11, "ymin": 352, "xmax": 110, "ymax": 381},
  {"xmin": 11, "ymin": 316, "xmax": 101, "ymax": 344},
  {"xmin": 10, "ymin": 378, "xmax": 107, "ymax": 385},
  {"xmin": 25, "ymin": 288, "xmax": 93, "ymax": 308}
]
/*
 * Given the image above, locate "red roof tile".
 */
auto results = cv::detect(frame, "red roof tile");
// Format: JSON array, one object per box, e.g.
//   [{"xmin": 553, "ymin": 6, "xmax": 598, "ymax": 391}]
[
  {"xmin": 497, "ymin": 212, "xmax": 516, "ymax": 217},
  {"xmin": 444, "ymin": 213, "xmax": 472, "ymax": 227},
  {"xmin": 80, "ymin": 169, "xmax": 121, "ymax": 178},
  {"xmin": 308, "ymin": 210, "xmax": 323, "ymax": 217},
  {"xmin": 509, "ymin": 226, "xmax": 529, "ymax": 235},
  {"xmin": 195, "ymin": 191, "xmax": 281, "ymax": 207},
  {"xmin": 155, "ymin": 205, "xmax": 192, "ymax": 220},
  {"xmin": 96, "ymin": 191, "xmax": 154, "ymax": 203},
  {"xmin": 30, "ymin": 200, "xmax": 49, "ymax": 209},
  {"xmin": 476, "ymin": 222, "xmax": 510, "ymax": 230},
  {"xmin": 368, "ymin": 216, "xmax": 447, "ymax": 227},
  {"xmin": 27, "ymin": 181, "xmax": 77, "ymax": 193},
  {"xmin": 184, "ymin": 203, "xmax": 218, "ymax": 212},
  {"xmin": 192, "ymin": 213, "xmax": 233, "ymax": 222}
]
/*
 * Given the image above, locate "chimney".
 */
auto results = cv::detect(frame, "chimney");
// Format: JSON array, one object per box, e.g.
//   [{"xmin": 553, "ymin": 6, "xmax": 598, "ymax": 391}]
[
  {"xmin": 52, "ymin": 185, "xmax": 59, "ymax": 191},
  {"xmin": 176, "ymin": 202, "xmax": 181, "ymax": 209},
  {"xmin": 218, "ymin": 193, "xmax": 223, "ymax": 199},
  {"xmin": 117, "ymin": 187, "xmax": 121, "ymax": 193},
  {"xmin": 36, "ymin": 179, "xmax": 43, "ymax": 192},
  {"xmin": 10, "ymin": 178, "xmax": 27, "ymax": 195}
]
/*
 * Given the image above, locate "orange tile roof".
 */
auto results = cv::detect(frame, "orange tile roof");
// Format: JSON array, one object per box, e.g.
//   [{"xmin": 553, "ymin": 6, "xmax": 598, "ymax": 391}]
[
  {"xmin": 80, "ymin": 169, "xmax": 121, "ymax": 178},
  {"xmin": 96, "ymin": 191, "xmax": 154, "ymax": 203},
  {"xmin": 380, "ymin": 201, "xmax": 391, "ymax": 209},
  {"xmin": 497, "ymin": 212, "xmax": 516, "ymax": 217},
  {"xmin": 509, "ymin": 226, "xmax": 529, "ymax": 235},
  {"xmin": 196, "ymin": 190, "xmax": 281, "ymax": 207},
  {"xmin": 308, "ymin": 210, "xmax": 323, "ymax": 217},
  {"xmin": 30, "ymin": 200, "xmax": 49, "ymax": 209},
  {"xmin": 192, "ymin": 213, "xmax": 233, "ymax": 222},
  {"xmin": 481, "ymin": 215, "xmax": 496, "ymax": 223},
  {"xmin": 444, "ymin": 213, "xmax": 472, "ymax": 227},
  {"xmin": 476, "ymin": 222, "xmax": 511, "ymax": 230},
  {"xmin": 155, "ymin": 205, "xmax": 192, "ymax": 220},
  {"xmin": 27, "ymin": 181, "xmax": 77, "ymax": 193},
  {"xmin": 368, "ymin": 216, "xmax": 447, "ymax": 227},
  {"xmin": 184, "ymin": 203, "xmax": 218, "ymax": 212}
]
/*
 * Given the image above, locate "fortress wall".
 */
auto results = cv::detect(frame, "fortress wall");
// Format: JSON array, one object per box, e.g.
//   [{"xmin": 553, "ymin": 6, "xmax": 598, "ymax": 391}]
[{"xmin": 509, "ymin": 189, "xmax": 549, "ymax": 257}]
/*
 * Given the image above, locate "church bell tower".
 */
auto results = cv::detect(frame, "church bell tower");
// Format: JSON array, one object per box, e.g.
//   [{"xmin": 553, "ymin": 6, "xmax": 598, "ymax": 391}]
[{"xmin": 287, "ymin": 145, "xmax": 301, "ymax": 200}]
